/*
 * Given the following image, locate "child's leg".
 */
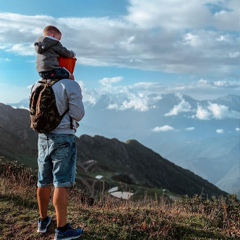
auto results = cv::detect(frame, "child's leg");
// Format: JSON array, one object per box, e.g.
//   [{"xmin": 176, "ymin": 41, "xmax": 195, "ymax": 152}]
[
  {"xmin": 39, "ymin": 70, "xmax": 56, "ymax": 79},
  {"xmin": 54, "ymin": 68, "xmax": 71, "ymax": 80}
]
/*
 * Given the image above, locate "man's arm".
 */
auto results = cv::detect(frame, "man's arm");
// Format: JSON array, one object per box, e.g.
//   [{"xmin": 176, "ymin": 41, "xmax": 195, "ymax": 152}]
[{"xmin": 67, "ymin": 81, "xmax": 85, "ymax": 122}]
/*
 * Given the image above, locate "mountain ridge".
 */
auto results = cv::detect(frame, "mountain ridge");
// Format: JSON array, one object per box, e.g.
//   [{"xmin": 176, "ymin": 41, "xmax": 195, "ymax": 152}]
[
  {"xmin": 2, "ymin": 93, "xmax": 239, "ymax": 196},
  {"xmin": 0, "ymin": 102, "xmax": 228, "ymax": 198}
]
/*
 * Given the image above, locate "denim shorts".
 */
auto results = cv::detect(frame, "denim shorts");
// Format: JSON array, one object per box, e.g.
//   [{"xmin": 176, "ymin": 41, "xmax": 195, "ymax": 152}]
[{"xmin": 37, "ymin": 133, "xmax": 77, "ymax": 188}]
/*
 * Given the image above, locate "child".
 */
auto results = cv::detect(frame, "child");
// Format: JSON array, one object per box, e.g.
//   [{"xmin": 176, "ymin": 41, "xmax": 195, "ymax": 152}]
[{"xmin": 34, "ymin": 25, "xmax": 76, "ymax": 80}]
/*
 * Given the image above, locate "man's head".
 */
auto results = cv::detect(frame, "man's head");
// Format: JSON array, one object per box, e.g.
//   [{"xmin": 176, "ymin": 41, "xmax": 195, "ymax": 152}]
[{"xmin": 43, "ymin": 25, "xmax": 62, "ymax": 41}]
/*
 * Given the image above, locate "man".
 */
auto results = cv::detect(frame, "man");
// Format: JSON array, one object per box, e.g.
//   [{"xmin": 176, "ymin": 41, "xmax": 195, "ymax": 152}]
[{"xmin": 31, "ymin": 78, "xmax": 85, "ymax": 239}]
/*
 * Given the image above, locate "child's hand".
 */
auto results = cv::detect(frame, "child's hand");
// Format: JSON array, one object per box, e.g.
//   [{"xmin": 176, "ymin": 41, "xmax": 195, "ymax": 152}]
[{"xmin": 69, "ymin": 74, "xmax": 75, "ymax": 80}]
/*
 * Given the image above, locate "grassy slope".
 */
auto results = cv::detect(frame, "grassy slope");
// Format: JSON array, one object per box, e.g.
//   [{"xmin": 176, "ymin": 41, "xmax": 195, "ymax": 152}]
[{"xmin": 0, "ymin": 159, "xmax": 240, "ymax": 240}]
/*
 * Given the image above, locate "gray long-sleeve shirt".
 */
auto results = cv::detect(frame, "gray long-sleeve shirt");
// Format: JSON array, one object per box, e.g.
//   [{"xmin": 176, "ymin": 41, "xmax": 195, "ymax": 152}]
[{"xmin": 31, "ymin": 79, "xmax": 85, "ymax": 134}]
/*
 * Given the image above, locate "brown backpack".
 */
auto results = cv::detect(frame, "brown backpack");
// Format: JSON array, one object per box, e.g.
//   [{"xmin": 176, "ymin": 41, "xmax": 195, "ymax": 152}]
[{"xmin": 29, "ymin": 79, "xmax": 69, "ymax": 133}]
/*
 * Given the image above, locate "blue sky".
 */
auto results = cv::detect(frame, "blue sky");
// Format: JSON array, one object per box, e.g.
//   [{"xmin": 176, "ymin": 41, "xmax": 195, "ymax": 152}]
[{"xmin": 0, "ymin": 0, "xmax": 239, "ymax": 104}]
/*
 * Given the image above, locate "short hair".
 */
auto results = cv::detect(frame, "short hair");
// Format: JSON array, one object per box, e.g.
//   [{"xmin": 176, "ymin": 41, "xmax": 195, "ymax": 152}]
[{"xmin": 43, "ymin": 25, "xmax": 62, "ymax": 36}]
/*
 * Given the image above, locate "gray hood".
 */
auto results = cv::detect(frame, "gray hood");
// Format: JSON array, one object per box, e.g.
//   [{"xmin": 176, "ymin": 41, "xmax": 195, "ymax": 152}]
[{"xmin": 34, "ymin": 36, "xmax": 58, "ymax": 54}]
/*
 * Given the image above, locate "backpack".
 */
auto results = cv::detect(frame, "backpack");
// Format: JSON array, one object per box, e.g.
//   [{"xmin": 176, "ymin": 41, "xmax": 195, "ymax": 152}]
[{"xmin": 29, "ymin": 79, "xmax": 69, "ymax": 133}]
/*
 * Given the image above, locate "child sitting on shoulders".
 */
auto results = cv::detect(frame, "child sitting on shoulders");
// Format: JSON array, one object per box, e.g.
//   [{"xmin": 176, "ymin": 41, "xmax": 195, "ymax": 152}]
[{"xmin": 34, "ymin": 25, "xmax": 76, "ymax": 80}]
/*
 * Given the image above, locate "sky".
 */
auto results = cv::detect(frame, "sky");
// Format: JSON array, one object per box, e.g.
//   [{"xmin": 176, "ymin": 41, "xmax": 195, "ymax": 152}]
[{"xmin": 0, "ymin": 0, "xmax": 239, "ymax": 104}]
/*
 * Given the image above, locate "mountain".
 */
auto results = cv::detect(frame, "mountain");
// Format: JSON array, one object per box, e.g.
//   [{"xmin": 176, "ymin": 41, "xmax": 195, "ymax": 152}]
[
  {"xmin": 78, "ymin": 93, "xmax": 239, "ymax": 194},
  {"xmin": 0, "ymin": 103, "xmax": 227, "ymax": 198},
  {"xmin": 0, "ymin": 103, "xmax": 37, "ymax": 165},
  {"xmin": 76, "ymin": 134, "xmax": 227, "ymax": 197},
  {"xmin": 4, "ymin": 93, "xmax": 240, "ymax": 196}
]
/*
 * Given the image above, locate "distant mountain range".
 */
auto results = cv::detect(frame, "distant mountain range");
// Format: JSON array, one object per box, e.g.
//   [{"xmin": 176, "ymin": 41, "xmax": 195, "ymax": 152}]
[
  {"xmin": 0, "ymin": 102, "xmax": 228, "ymax": 198},
  {"xmin": 6, "ymin": 93, "xmax": 240, "ymax": 197}
]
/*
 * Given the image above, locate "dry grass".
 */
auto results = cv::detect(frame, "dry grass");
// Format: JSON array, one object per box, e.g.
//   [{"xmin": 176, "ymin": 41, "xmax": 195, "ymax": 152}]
[{"xmin": 0, "ymin": 158, "xmax": 240, "ymax": 240}]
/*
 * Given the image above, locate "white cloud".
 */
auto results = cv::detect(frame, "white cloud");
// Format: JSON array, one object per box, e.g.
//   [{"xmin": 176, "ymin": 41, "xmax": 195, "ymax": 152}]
[
  {"xmin": 99, "ymin": 77, "xmax": 123, "ymax": 86},
  {"xmin": 195, "ymin": 105, "xmax": 211, "ymax": 120},
  {"xmin": 107, "ymin": 104, "xmax": 118, "ymax": 110},
  {"xmin": 120, "ymin": 96, "xmax": 149, "ymax": 111},
  {"xmin": 214, "ymin": 81, "xmax": 228, "ymax": 87},
  {"xmin": 80, "ymin": 78, "xmax": 240, "ymax": 113},
  {"xmin": 207, "ymin": 103, "xmax": 240, "ymax": 119},
  {"xmin": 83, "ymin": 79, "xmax": 162, "ymax": 111},
  {"xmin": 216, "ymin": 129, "xmax": 224, "ymax": 134},
  {"xmin": 213, "ymin": 80, "xmax": 240, "ymax": 88},
  {"xmin": 0, "ymin": 0, "xmax": 239, "ymax": 79},
  {"xmin": 152, "ymin": 125, "xmax": 174, "ymax": 132},
  {"xmin": 195, "ymin": 102, "xmax": 240, "ymax": 120},
  {"xmin": 79, "ymin": 82, "xmax": 99, "ymax": 106},
  {"xmin": 229, "ymin": 52, "xmax": 240, "ymax": 58},
  {"xmin": 0, "ymin": 1, "xmax": 239, "ymax": 103},
  {"xmin": 126, "ymin": 0, "xmax": 239, "ymax": 31},
  {"xmin": 185, "ymin": 127, "xmax": 195, "ymax": 131},
  {"xmin": 207, "ymin": 103, "xmax": 226, "ymax": 119},
  {"xmin": 236, "ymin": 128, "xmax": 240, "ymax": 132},
  {"xmin": 198, "ymin": 79, "xmax": 208, "ymax": 86},
  {"xmin": 183, "ymin": 33, "xmax": 201, "ymax": 47},
  {"xmin": 84, "ymin": 80, "xmax": 153, "ymax": 111},
  {"xmin": 6, "ymin": 43, "xmax": 33, "ymax": 56},
  {"xmin": 165, "ymin": 95, "xmax": 192, "ymax": 116}
]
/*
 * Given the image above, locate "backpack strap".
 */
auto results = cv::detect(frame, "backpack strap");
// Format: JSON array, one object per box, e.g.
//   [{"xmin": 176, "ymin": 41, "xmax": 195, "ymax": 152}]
[
  {"xmin": 70, "ymin": 116, "xmax": 73, "ymax": 129},
  {"xmin": 38, "ymin": 79, "xmax": 60, "ymax": 85}
]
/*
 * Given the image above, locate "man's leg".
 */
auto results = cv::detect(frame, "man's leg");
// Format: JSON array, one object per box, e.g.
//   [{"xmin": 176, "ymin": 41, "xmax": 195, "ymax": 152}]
[
  {"xmin": 37, "ymin": 187, "xmax": 51, "ymax": 219},
  {"xmin": 53, "ymin": 187, "xmax": 68, "ymax": 227}
]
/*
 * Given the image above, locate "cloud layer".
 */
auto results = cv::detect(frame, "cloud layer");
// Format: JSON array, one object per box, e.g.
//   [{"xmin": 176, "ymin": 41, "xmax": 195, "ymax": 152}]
[
  {"xmin": 80, "ymin": 78, "xmax": 240, "ymax": 121},
  {"xmin": 0, "ymin": 0, "xmax": 239, "ymax": 79}
]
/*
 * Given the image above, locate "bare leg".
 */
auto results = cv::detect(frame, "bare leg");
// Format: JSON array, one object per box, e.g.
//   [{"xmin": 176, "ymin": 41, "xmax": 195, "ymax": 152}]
[
  {"xmin": 53, "ymin": 187, "xmax": 68, "ymax": 227},
  {"xmin": 37, "ymin": 187, "xmax": 51, "ymax": 219}
]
